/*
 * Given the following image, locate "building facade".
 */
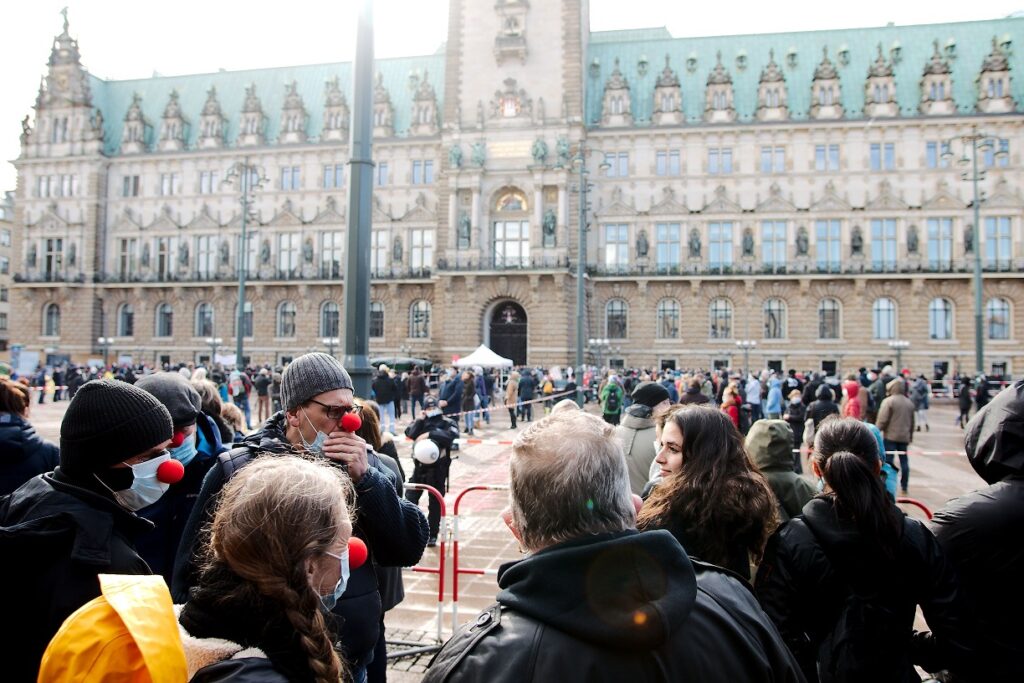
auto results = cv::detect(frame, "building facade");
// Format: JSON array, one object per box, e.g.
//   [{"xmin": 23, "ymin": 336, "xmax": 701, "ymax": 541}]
[
  {"xmin": 10, "ymin": 3, "xmax": 1024, "ymax": 375},
  {"xmin": 0, "ymin": 192, "xmax": 12, "ymax": 351}
]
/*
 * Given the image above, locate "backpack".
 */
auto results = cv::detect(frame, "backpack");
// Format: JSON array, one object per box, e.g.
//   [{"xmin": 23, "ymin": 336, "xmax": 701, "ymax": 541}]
[
  {"xmin": 229, "ymin": 377, "xmax": 245, "ymax": 397},
  {"xmin": 604, "ymin": 386, "xmax": 621, "ymax": 413}
]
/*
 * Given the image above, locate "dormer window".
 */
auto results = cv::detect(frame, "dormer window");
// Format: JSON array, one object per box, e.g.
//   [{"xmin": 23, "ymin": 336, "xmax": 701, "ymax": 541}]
[{"xmin": 502, "ymin": 95, "xmax": 519, "ymax": 117}]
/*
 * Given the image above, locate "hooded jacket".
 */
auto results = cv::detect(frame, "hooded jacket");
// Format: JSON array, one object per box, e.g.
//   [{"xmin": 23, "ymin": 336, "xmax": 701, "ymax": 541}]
[
  {"xmin": 746, "ymin": 420, "xmax": 815, "ymax": 521},
  {"xmin": 807, "ymin": 385, "xmax": 840, "ymax": 429},
  {"xmin": 0, "ymin": 471, "xmax": 154, "ymax": 682},
  {"xmin": 678, "ymin": 384, "xmax": 710, "ymax": 406},
  {"xmin": 614, "ymin": 406, "xmax": 657, "ymax": 496},
  {"xmin": 755, "ymin": 497, "xmax": 972, "ymax": 683},
  {"xmin": 0, "ymin": 412, "xmax": 59, "ymax": 496},
  {"xmin": 876, "ymin": 379, "xmax": 915, "ymax": 444},
  {"xmin": 928, "ymin": 379, "xmax": 1024, "ymax": 682},
  {"xmin": 766, "ymin": 379, "xmax": 784, "ymax": 415},
  {"xmin": 423, "ymin": 529, "xmax": 803, "ymax": 682}
]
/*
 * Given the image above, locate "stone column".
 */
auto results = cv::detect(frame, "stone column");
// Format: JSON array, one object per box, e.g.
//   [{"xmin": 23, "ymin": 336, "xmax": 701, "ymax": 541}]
[
  {"xmin": 471, "ymin": 188, "xmax": 481, "ymax": 259},
  {"xmin": 448, "ymin": 191, "xmax": 458, "ymax": 249}
]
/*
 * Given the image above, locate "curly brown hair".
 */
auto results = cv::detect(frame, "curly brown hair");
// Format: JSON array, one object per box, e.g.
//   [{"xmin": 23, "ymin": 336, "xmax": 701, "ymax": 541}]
[{"xmin": 637, "ymin": 406, "xmax": 779, "ymax": 571}]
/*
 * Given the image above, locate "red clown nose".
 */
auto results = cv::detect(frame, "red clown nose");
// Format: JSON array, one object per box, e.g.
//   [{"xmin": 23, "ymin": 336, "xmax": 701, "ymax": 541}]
[
  {"xmin": 170, "ymin": 431, "xmax": 186, "ymax": 448},
  {"xmin": 340, "ymin": 412, "xmax": 362, "ymax": 433},
  {"xmin": 157, "ymin": 458, "xmax": 185, "ymax": 485},
  {"xmin": 348, "ymin": 537, "xmax": 368, "ymax": 569}
]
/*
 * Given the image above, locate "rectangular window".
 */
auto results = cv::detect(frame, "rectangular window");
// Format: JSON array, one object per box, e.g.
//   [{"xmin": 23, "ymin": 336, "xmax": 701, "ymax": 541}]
[
  {"xmin": 655, "ymin": 223, "xmax": 680, "ymax": 271},
  {"xmin": 984, "ymin": 216, "xmax": 1013, "ymax": 270},
  {"xmin": 159, "ymin": 173, "xmax": 181, "ymax": 196},
  {"xmin": 816, "ymin": 219, "xmax": 842, "ymax": 272},
  {"xmin": 195, "ymin": 235, "xmax": 217, "ymax": 278},
  {"xmin": 369, "ymin": 303, "xmax": 384, "ymax": 339},
  {"xmin": 983, "ymin": 138, "xmax": 1010, "ymax": 168},
  {"xmin": 43, "ymin": 238, "xmax": 63, "ymax": 279},
  {"xmin": 761, "ymin": 220, "xmax": 787, "ymax": 271},
  {"xmin": 870, "ymin": 143, "xmax": 895, "ymax": 171},
  {"xmin": 0, "ymin": 257, "xmax": 8, "ymax": 275},
  {"xmin": 321, "ymin": 231, "xmax": 344, "ymax": 278},
  {"xmin": 277, "ymin": 233, "xmax": 300, "ymax": 274},
  {"xmin": 0, "ymin": 230, "xmax": 10, "ymax": 247},
  {"xmin": 708, "ymin": 147, "xmax": 733, "ymax": 174},
  {"xmin": 199, "ymin": 171, "xmax": 218, "ymax": 194},
  {"xmin": 493, "ymin": 220, "xmax": 530, "ymax": 268},
  {"xmin": 122, "ymin": 175, "xmax": 141, "ymax": 197},
  {"xmin": 870, "ymin": 218, "xmax": 898, "ymax": 271},
  {"xmin": 375, "ymin": 162, "xmax": 389, "ymax": 186},
  {"xmin": 708, "ymin": 222, "xmax": 733, "ymax": 271},
  {"xmin": 237, "ymin": 232, "xmax": 258, "ymax": 275},
  {"xmin": 655, "ymin": 150, "xmax": 681, "ymax": 176},
  {"xmin": 0, "ymin": 288, "xmax": 7, "ymax": 303},
  {"xmin": 760, "ymin": 146, "xmax": 785, "ymax": 173},
  {"xmin": 281, "ymin": 166, "xmax": 301, "ymax": 191},
  {"xmin": 117, "ymin": 238, "xmax": 137, "ymax": 279},
  {"xmin": 322, "ymin": 164, "xmax": 345, "ymax": 189},
  {"xmin": 156, "ymin": 237, "xmax": 178, "ymax": 279},
  {"xmin": 371, "ymin": 230, "xmax": 389, "ymax": 274},
  {"xmin": 412, "ymin": 160, "xmax": 435, "ymax": 185},
  {"xmin": 0, "ymin": 313, "xmax": 7, "ymax": 331},
  {"xmin": 603, "ymin": 224, "xmax": 629, "ymax": 270},
  {"xmin": 927, "ymin": 218, "xmax": 953, "ymax": 270},
  {"xmin": 410, "ymin": 229, "xmax": 434, "ymax": 271},
  {"xmin": 605, "ymin": 152, "xmax": 629, "ymax": 178},
  {"xmin": 815, "ymin": 144, "xmax": 840, "ymax": 171}
]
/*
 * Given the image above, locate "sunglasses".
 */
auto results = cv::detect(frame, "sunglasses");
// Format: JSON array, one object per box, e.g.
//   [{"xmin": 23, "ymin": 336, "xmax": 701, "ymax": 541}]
[{"xmin": 308, "ymin": 398, "xmax": 356, "ymax": 420}]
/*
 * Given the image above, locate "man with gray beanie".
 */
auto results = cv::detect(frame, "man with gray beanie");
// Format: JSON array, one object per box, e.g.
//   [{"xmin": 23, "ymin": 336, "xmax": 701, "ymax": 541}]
[
  {"xmin": 173, "ymin": 352, "xmax": 428, "ymax": 680},
  {"xmin": 0, "ymin": 379, "xmax": 174, "ymax": 681}
]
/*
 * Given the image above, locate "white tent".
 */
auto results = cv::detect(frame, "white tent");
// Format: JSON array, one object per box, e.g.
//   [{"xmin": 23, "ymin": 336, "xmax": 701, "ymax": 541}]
[{"xmin": 452, "ymin": 344, "xmax": 514, "ymax": 368}]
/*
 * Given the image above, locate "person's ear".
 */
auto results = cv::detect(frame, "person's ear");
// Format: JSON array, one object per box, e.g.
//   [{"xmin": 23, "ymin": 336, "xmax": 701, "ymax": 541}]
[
  {"xmin": 285, "ymin": 407, "xmax": 302, "ymax": 428},
  {"xmin": 500, "ymin": 508, "xmax": 524, "ymax": 546},
  {"xmin": 631, "ymin": 493, "xmax": 643, "ymax": 517},
  {"xmin": 811, "ymin": 460, "xmax": 823, "ymax": 479}
]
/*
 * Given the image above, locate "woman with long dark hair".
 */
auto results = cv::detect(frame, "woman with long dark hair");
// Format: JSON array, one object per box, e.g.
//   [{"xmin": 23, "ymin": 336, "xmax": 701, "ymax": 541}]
[
  {"xmin": 754, "ymin": 417, "xmax": 972, "ymax": 682},
  {"xmin": 637, "ymin": 405, "xmax": 778, "ymax": 579}
]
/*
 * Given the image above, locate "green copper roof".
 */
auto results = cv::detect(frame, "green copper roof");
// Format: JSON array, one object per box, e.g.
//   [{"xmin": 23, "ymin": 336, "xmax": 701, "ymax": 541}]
[
  {"xmin": 585, "ymin": 17, "xmax": 1024, "ymax": 125},
  {"xmin": 89, "ymin": 54, "xmax": 444, "ymax": 156}
]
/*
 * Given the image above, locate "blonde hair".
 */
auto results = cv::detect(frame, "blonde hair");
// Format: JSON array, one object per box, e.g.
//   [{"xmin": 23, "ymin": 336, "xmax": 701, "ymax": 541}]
[
  {"xmin": 208, "ymin": 456, "xmax": 353, "ymax": 683},
  {"xmin": 191, "ymin": 379, "xmax": 222, "ymax": 417},
  {"xmin": 220, "ymin": 402, "xmax": 246, "ymax": 434}
]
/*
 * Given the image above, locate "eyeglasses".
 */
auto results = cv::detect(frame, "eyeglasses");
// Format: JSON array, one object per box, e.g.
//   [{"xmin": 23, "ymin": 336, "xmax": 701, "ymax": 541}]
[{"xmin": 308, "ymin": 399, "xmax": 355, "ymax": 421}]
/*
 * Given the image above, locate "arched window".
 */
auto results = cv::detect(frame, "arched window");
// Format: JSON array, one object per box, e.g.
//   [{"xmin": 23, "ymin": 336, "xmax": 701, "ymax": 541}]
[
  {"xmin": 605, "ymin": 299, "xmax": 628, "ymax": 339},
  {"xmin": 155, "ymin": 303, "xmax": 173, "ymax": 338},
  {"xmin": 277, "ymin": 301, "xmax": 297, "ymax": 338},
  {"xmin": 986, "ymin": 298, "xmax": 1010, "ymax": 340},
  {"xmin": 320, "ymin": 301, "xmax": 340, "ymax": 338},
  {"xmin": 929, "ymin": 298, "xmax": 953, "ymax": 340},
  {"xmin": 117, "ymin": 303, "xmax": 134, "ymax": 337},
  {"xmin": 493, "ymin": 188, "xmax": 530, "ymax": 268},
  {"xmin": 763, "ymin": 298, "xmax": 786, "ymax": 339},
  {"xmin": 233, "ymin": 302, "xmax": 254, "ymax": 338},
  {"xmin": 42, "ymin": 303, "xmax": 60, "ymax": 336},
  {"xmin": 656, "ymin": 299, "xmax": 680, "ymax": 339},
  {"xmin": 409, "ymin": 300, "xmax": 431, "ymax": 339},
  {"xmin": 369, "ymin": 301, "xmax": 385, "ymax": 339},
  {"xmin": 194, "ymin": 302, "xmax": 214, "ymax": 338},
  {"xmin": 709, "ymin": 298, "xmax": 733, "ymax": 339},
  {"xmin": 872, "ymin": 297, "xmax": 896, "ymax": 340},
  {"xmin": 818, "ymin": 298, "xmax": 841, "ymax": 339}
]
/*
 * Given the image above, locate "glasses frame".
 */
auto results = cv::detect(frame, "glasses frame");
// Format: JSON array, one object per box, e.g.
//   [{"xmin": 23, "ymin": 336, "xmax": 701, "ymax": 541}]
[{"xmin": 308, "ymin": 398, "xmax": 355, "ymax": 420}]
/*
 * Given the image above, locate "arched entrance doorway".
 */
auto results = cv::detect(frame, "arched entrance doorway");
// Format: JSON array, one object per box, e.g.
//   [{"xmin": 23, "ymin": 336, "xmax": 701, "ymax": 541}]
[{"xmin": 487, "ymin": 300, "xmax": 527, "ymax": 366}]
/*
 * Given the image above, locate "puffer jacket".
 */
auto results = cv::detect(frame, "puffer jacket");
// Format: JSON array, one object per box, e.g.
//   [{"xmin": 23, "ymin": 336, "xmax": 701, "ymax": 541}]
[
  {"xmin": 766, "ymin": 379, "xmax": 784, "ymax": 415},
  {"xmin": 755, "ymin": 497, "xmax": 973, "ymax": 683},
  {"xmin": 876, "ymin": 379, "xmax": 916, "ymax": 443},
  {"xmin": 423, "ymin": 530, "xmax": 804, "ymax": 683},
  {"xmin": 614, "ymin": 406, "xmax": 657, "ymax": 496},
  {"xmin": 745, "ymin": 420, "xmax": 815, "ymax": 521},
  {"xmin": 807, "ymin": 385, "xmax": 840, "ymax": 429},
  {"xmin": 0, "ymin": 412, "xmax": 59, "ymax": 496},
  {"xmin": 928, "ymin": 379, "xmax": 1024, "ymax": 682}
]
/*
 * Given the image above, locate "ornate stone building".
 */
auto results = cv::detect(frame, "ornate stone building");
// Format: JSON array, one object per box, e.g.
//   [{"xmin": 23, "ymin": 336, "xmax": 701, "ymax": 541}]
[{"xmin": 10, "ymin": 4, "xmax": 1024, "ymax": 376}]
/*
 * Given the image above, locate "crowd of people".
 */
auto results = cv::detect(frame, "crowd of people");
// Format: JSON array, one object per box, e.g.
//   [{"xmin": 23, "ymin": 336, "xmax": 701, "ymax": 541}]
[{"xmin": 0, "ymin": 350, "xmax": 1020, "ymax": 682}]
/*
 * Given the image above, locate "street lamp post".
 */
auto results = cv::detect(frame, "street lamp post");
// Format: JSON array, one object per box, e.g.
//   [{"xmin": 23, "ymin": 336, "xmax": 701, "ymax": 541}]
[
  {"xmin": 322, "ymin": 337, "xmax": 340, "ymax": 359},
  {"xmin": 205, "ymin": 336, "xmax": 223, "ymax": 366},
  {"xmin": 97, "ymin": 336, "xmax": 114, "ymax": 368},
  {"xmin": 888, "ymin": 339, "xmax": 910, "ymax": 374},
  {"xmin": 943, "ymin": 127, "xmax": 1007, "ymax": 376},
  {"xmin": 222, "ymin": 159, "xmax": 268, "ymax": 369},
  {"xmin": 736, "ymin": 340, "xmax": 757, "ymax": 375}
]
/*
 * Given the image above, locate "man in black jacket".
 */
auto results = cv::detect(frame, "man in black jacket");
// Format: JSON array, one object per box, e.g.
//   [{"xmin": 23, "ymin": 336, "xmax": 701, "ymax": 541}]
[
  {"xmin": 372, "ymin": 364, "xmax": 398, "ymax": 435},
  {"xmin": 929, "ymin": 379, "xmax": 1024, "ymax": 682},
  {"xmin": 173, "ymin": 352, "xmax": 428, "ymax": 680},
  {"xmin": 405, "ymin": 395, "xmax": 460, "ymax": 546},
  {"xmin": 0, "ymin": 380, "xmax": 174, "ymax": 682},
  {"xmin": 423, "ymin": 410, "xmax": 803, "ymax": 683}
]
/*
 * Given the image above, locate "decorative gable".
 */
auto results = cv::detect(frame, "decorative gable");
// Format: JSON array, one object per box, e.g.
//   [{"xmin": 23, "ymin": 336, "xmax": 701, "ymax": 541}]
[
  {"xmin": 313, "ymin": 196, "xmax": 345, "ymax": 224},
  {"xmin": 400, "ymin": 193, "xmax": 436, "ymax": 222},
  {"xmin": 651, "ymin": 55, "xmax": 682, "ymax": 126},
  {"xmin": 601, "ymin": 59, "xmax": 633, "ymax": 127},
  {"xmin": 121, "ymin": 93, "xmax": 149, "ymax": 154},
  {"xmin": 920, "ymin": 41, "xmax": 955, "ymax": 116},
  {"xmin": 278, "ymin": 81, "xmax": 309, "ymax": 144},
  {"xmin": 982, "ymin": 178, "xmax": 1024, "ymax": 209},
  {"xmin": 703, "ymin": 185, "xmax": 742, "ymax": 214},
  {"xmin": 811, "ymin": 180, "xmax": 852, "ymax": 212},
  {"xmin": 187, "ymin": 205, "xmax": 221, "ymax": 231},
  {"xmin": 866, "ymin": 179, "xmax": 909, "ymax": 211},
  {"xmin": 489, "ymin": 77, "xmax": 533, "ymax": 123},
  {"xmin": 371, "ymin": 195, "xmax": 392, "ymax": 223},
  {"xmin": 977, "ymin": 37, "xmax": 1014, "ymax": 114},
  {"xmin": 756, "ymin": 183, "xmax": 797, "ymax": 213},
  {"xmin": 756, "ymin": 50, "xmax": 788, "ymax": 122},
  {"xmin": 409, "ymin": 71, "xmax": 439, "ymax": 136},
  {"xmin": 197, "ymin": 87, "xmax": 226, "ymax": 149},
  {"xmin": 596, "ymin": 187, "xmax": 637, "ymax": 217},
  {"xmin": 704, "ymin": 52, "xmax": 736, "ymax": 123},
  {"xmin": 372, "ymin": 72, "xmax": 394, "ymax": 137},
  {"xmin": 147, "ymin": 205, "xmax": 182, "ymax": 232},
  {"xmin": 157, "ymin": 90, "xmax": 187, "ymax": 152},
  {"xmin": 810, "ymin": 47, "xmax": 843, "ymax": 120},
  {"xmin": 268, "ymin": 199, "xmax": 304, "ymax": 227},
  {"xmin": 864, "ymin": 44, "xmax": 898, "ymax": 118},
  {"xmin": 238, "ymin": 84, "xmax": 267, "ymax": 146},
  {"xmin": 649, "ymin": 186, "xmax": 687, "ymax": 215},
  {"xmin": 322, "ymin": 76, "xmax": 350, "ymax": 142}
]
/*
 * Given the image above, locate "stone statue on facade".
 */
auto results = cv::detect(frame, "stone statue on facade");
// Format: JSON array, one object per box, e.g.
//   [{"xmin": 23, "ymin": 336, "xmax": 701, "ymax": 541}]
[
  {"xmin": 448, "ymin": 144, "xmax": 463, "ymax": 169},
  {"xmin": 178, "ymin": 240, "xmax": 189, "ymax": 266},
  {"xmin": 850, "ymin": 225, "xmax": 864, "ymax": 256},
  {"xmin": 907, "ymin": 224, "xmax": 919, "ymax": 254},
  {"xmin": 471, "ymin": 141, "xmax": 486, "ymax": 167},
  {"xmin": 260, "ymin": 239, "xmax": 271, "ymax": 264},
  {"xmin": 141, "ymin": 242, "xmax": 151, "ymax": 268},
  {"xmin": 393, "ymin": 235, "xmax": 403, "ymax": 263},
  {"xmin": 531, "ymin": 138, "xmax": 548, "ymax": 165},
  {"xmin": 556, "ymin": 136, "xmax": 571, "ymax": 166},
  {"xmin": 688, "ymin": 228, "xmax": 702, "ymax": 258},
  {"xmin": 742, "ymin": 228, "xmax": 754, "ymax": 257},
  {"xmin": 636, "ymin": 229, "xmax": 649, "ymax": 258},
  {"xmin": 20, "ymin": 116, "xmax": 31, "ymax": 146},
  {"xmin": 542, "ymin": 209, "xmax": 557, "ymax": 244},
  {"xmin": 796, "ymin": 226, "xmax": 809, "ymax": 256},
  {"xmin": 68, "ymin": 242, "xmax": 76, "ymax": 267},
  {"xmin": 964, "ymin": 223, "xmax": 974, "ymax": 254},
  {"xmin": 458, "ymin": 213, "xmax": 471, "ymax": 246},
  {"xmin": 27, "ymin": 243, "xmax": 36, "ymax": 268},
  {"xmin": 220, "ymin": 240, "xmax": 230, "ymax": 265},
  {"xmin": 303, "ymin": 237, "xmax": 314, "ymax": 263}
]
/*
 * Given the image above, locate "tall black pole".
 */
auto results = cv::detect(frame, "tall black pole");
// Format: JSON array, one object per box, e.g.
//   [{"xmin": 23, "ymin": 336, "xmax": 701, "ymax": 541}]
[{"xmin": 343, "ymin": 0, "xmax": 374, "ymax": 396}]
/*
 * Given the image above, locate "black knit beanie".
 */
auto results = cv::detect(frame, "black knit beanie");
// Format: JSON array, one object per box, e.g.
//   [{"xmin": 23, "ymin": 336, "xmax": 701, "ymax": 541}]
[
  {"xmin": 59, "ymin": 379, "xmax": 173, "ymax": 479},
  {"xmin": 135, "ymin": 372, "xmax": 202, "ymax": 427}
]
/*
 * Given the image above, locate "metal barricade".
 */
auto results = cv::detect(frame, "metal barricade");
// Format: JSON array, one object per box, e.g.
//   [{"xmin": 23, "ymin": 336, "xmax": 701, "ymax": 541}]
[
  {"xmin": 450, "ymin": 484, "xmax": 509, "ymax": 631},
  {"xmin": 896, "ymin": 497, "xmax": 933, "ymax": 519}
]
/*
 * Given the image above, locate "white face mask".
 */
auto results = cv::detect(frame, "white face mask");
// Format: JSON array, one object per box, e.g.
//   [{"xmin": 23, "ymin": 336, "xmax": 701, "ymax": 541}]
[
  {"xmin": 98, "ymin": 452, "xmax": 173, "ymax": 511},
  {"xmin": 301, "ymin": 408, "xmax": 329, "ymax": 455}
]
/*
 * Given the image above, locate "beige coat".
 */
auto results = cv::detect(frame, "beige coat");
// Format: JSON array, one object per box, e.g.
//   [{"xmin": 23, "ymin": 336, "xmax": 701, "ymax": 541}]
[
  {"xmin": 505, "ymin": 376, "xmax": 519, "ymax": 408},
  {"xmin": 876, "ymin": 378, "xmax": 916, "ymax": 443}
]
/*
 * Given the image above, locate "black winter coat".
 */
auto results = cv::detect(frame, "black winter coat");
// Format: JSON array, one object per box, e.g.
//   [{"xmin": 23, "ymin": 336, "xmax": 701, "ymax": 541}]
[
  {"xmin": 372, "ymin": 372, "xmax": 396, "ymax": 404},
  {"xmin": 928, "ymin": 379, "xmax": 1024, "ymax": 682},
  {"xmin": 0, "ymin": 471, "xmax": 153, "ymax": 682},
  {"xmin": 0, "ymin": 413, "xmax": 59, "ymax": 496},
  {"xmin": 424, "ymin": 530, "xmax": 804, "ymax": 683},
  {"xmin": 755, "ymin": 497, "xmax": 972, "ymax": 683},
  {"xmin": 807, "ymin": 385, "xmax": 840, "ymax": 430}
]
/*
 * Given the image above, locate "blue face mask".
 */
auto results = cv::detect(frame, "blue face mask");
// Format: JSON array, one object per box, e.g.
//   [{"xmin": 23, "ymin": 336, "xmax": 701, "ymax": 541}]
[
  {"xmin": 170, "ymin": 431, "xmax": 198, "ymax": 467},
  {"xmin": 301, "ymin": 409, "xmax": 329, "ymax": 455},
  {"xmin": 817, "ymin": 477, "xmax": 826, "ymax": 493},
  {"xmin": 319, "ymin": 547, "xmax": 350, "ymax": 612}
]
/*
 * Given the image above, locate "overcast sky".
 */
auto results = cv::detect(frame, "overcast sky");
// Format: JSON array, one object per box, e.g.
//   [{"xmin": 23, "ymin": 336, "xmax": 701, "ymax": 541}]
[{"xmin": 2, "ymin": 0, "xmax": 1020, "ymax": 190}]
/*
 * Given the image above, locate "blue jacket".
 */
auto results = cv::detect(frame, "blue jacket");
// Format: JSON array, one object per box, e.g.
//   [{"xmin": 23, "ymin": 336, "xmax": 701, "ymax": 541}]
[
  {"xmin": 440, "ymin": 376, "xmax": 462, "ymax": 416},
  {"xmin": 765, "ymin": 379, "xmax": 784, "ymax": 415},
  {"xmin": 0, "ymin": 413, "xmax": 59, "ymax": 496},
  {"xmin": 661, "ymin": 378, "xmax": 680, "ymax": 403}
]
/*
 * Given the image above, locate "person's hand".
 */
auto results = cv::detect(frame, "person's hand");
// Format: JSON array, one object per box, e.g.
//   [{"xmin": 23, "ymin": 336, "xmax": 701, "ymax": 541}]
[
  {"xmin": 321, "ymin": 431, "xmax": 369, "ymax": 483},
  {"xmin": 439, "ymin": 399, "xmax": 448, "ymax": 407}
]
